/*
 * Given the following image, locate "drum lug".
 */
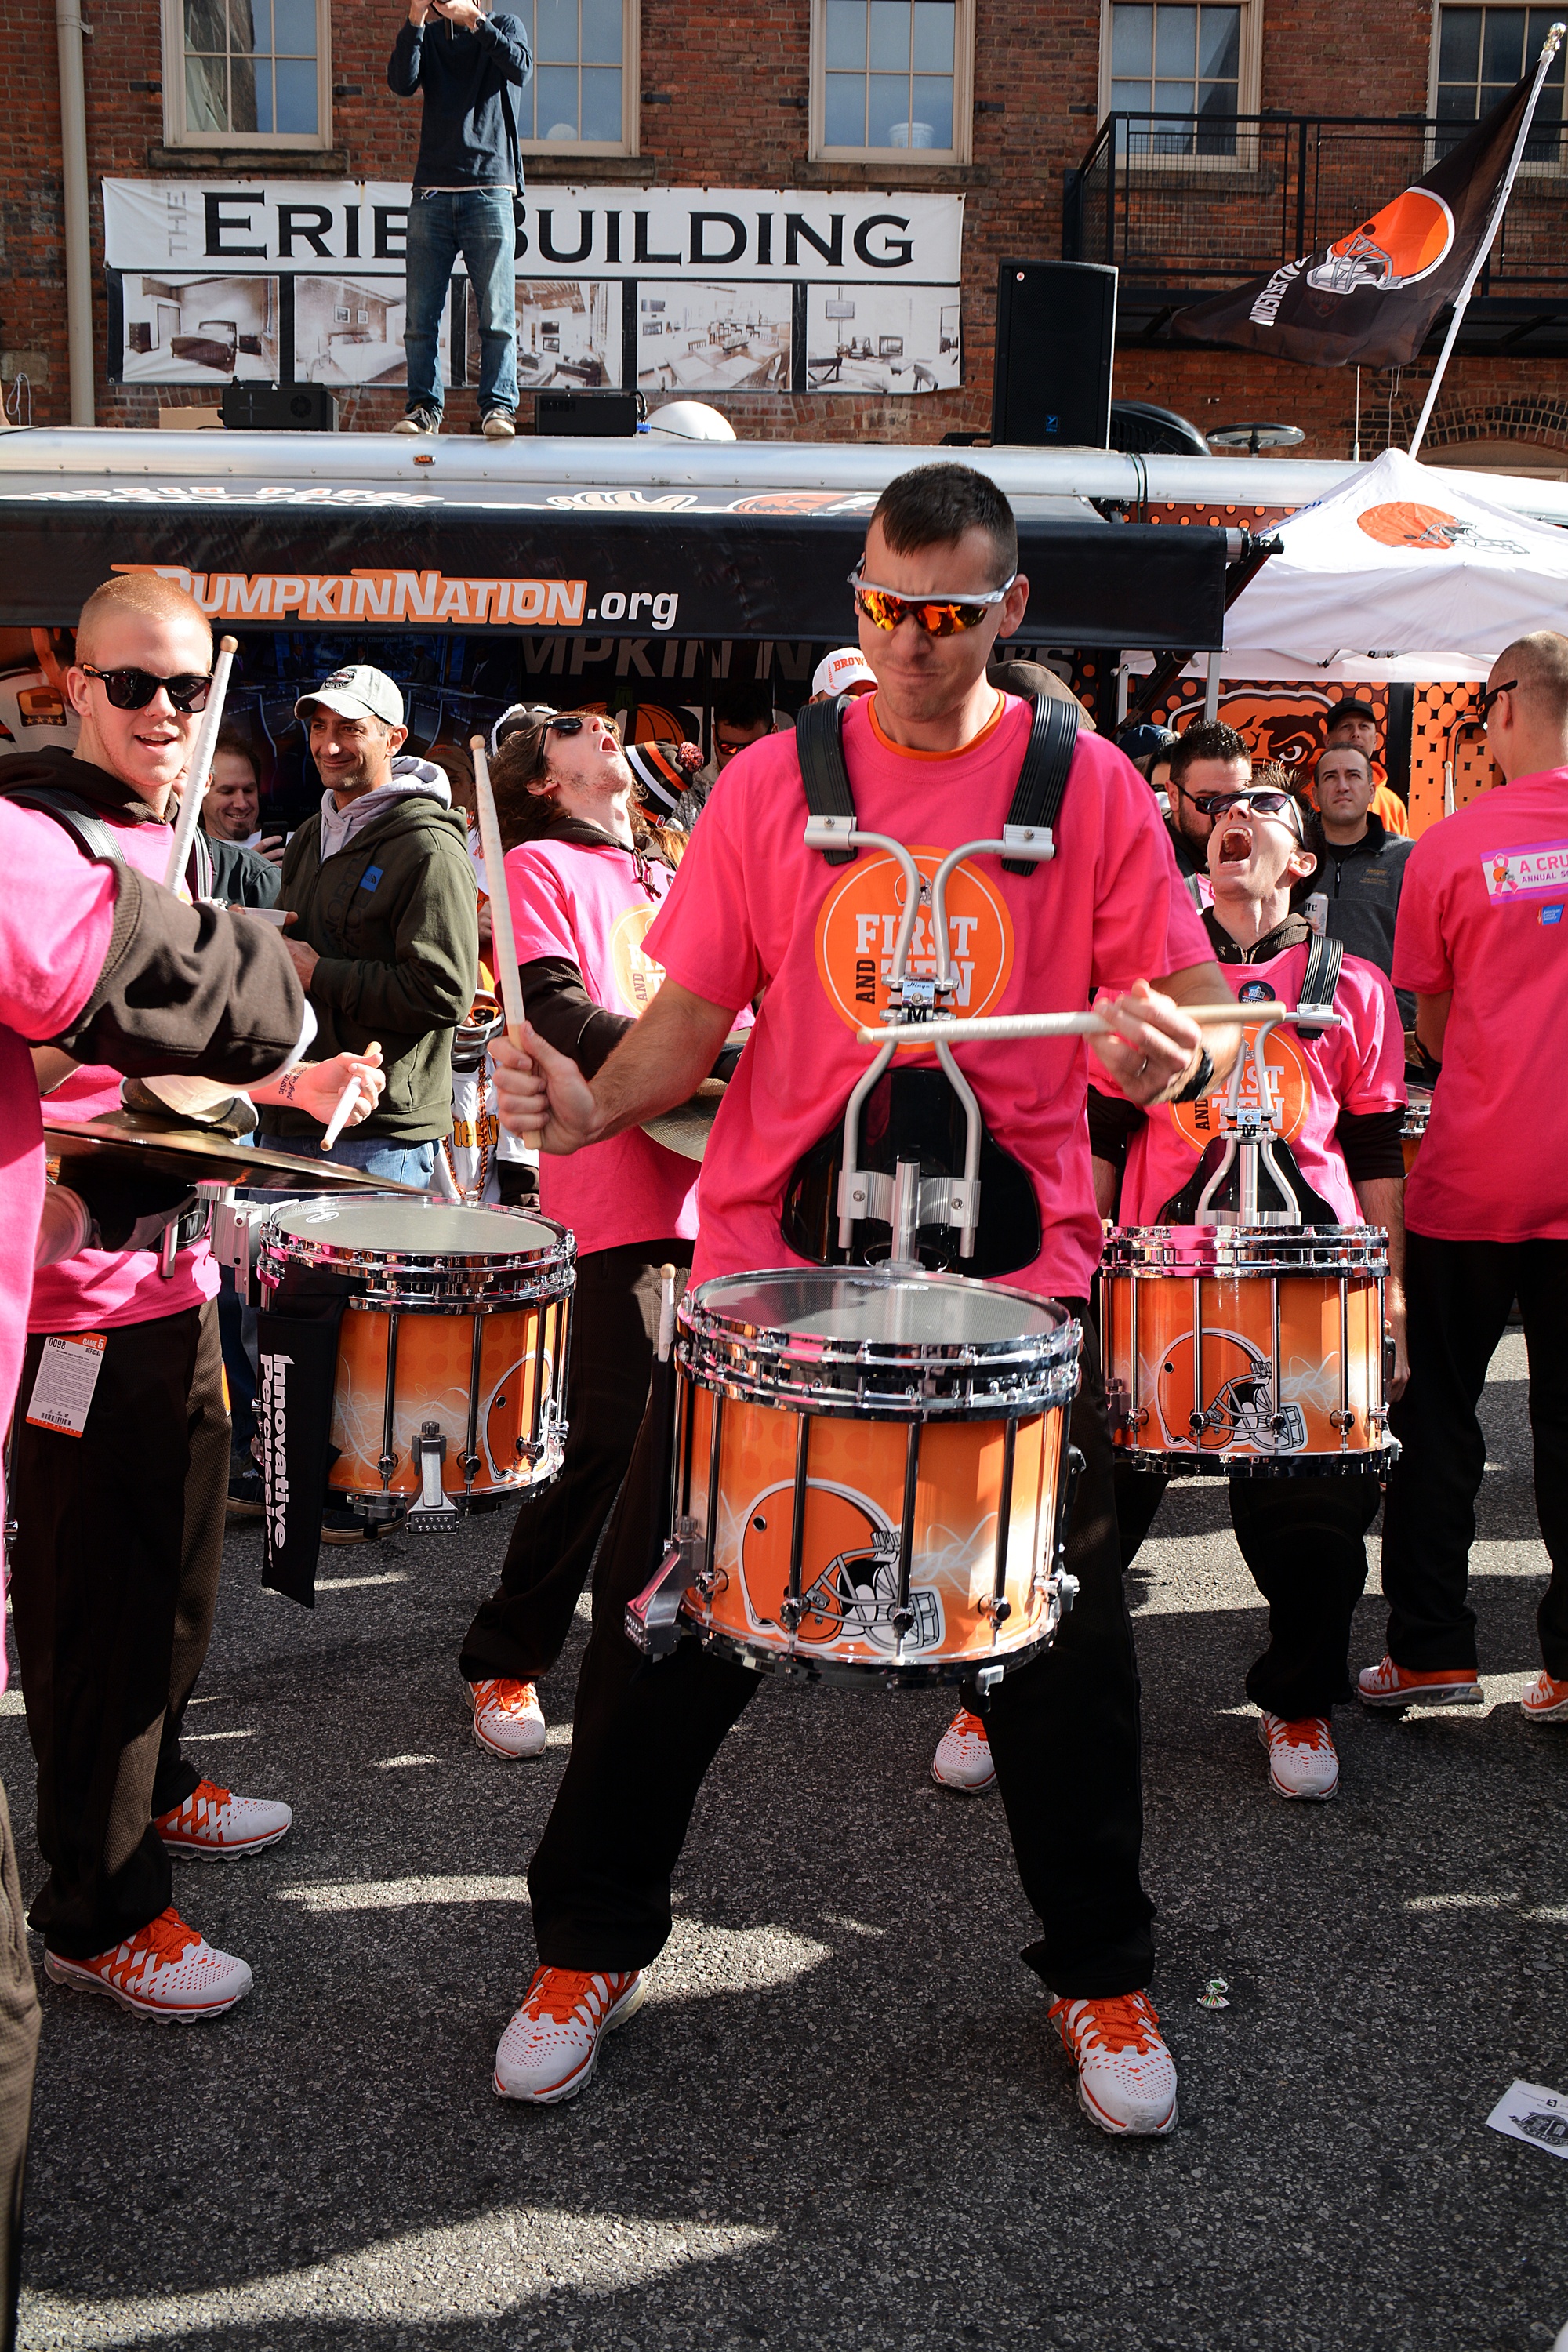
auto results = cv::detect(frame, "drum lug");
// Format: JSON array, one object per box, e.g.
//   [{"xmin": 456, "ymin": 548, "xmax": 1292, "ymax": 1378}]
[
  {"xmin": 978, "ymin": 1595, "xmax": 1012, "ymax": 1628},
  {"xmin": 625, "ymin": 1527, "xmax": 703, "ymax": 1659},
  {"xmin": 408, "ymin": 1421, "xmax": 461, "ymax": 1532}
]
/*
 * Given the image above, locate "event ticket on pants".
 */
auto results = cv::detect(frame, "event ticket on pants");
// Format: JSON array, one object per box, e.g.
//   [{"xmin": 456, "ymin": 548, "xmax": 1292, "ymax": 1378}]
[{"xmin": 25, "ymin": 1332, "xmax": 107, "ymax": 1437}]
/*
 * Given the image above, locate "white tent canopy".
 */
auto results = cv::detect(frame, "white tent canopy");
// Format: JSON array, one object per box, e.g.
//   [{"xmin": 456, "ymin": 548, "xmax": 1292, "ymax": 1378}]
[{"xmin": 1224, "ymin": 445, "xmax": 1568, "ymax": 674}]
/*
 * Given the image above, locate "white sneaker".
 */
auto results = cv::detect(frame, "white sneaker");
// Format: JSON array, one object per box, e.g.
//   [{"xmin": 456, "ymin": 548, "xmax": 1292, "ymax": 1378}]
[
  {"xmin": 391, "ymin": 405, "xmax": 441, "ymax": 436},
  {"xmin": 1050, "ymin": 1992, "xmax": 1178, "ymax": 2136},
  {"xmin": 931, "ymin": 1708, "xmax": 996, "ymax": 1794},
  {"xmin": 154, "ymin": 1777, "xmax": 293, "ymax": 1860},
  {"xmin": 44, "ymin": 1907, "xmax": 252, "ymax": 2022},
  {"xmin": 471, "ymin": 1678, "xmax": 546, "ymax": 1759},
  {"xmin": 481, "ymin": 408, "xmax": 517, "ymax": 440},
  {"xmin": 494, "ymin": 1967, "xmax": 645, "ymax": 2103},
  {"xmin": 1257, "ymin": 1713, "xmax": 1339, "ymax": 1801}
]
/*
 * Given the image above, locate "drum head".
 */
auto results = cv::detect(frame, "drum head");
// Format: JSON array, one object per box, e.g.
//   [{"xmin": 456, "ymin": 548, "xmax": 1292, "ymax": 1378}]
[
  {"xmin": 270, "ymin": 1197, "xmax": 561, "ymax": 1258},
  {"xmin": 695, "ymin": 1268, "xmax": 1066, "ymax": 1345}
]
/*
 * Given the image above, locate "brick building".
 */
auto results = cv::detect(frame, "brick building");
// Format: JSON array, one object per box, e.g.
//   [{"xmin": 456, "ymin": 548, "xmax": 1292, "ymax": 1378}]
[{"xmin": 9, "ymin": 0, "xmax": 1568, "ymax": 459}]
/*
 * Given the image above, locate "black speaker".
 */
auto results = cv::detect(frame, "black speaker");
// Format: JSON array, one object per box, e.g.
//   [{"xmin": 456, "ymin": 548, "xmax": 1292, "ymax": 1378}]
[
  {"xmin": 535, "ymin": 390, "xmax": 641, "ymax": 437},
  {"xmin": 220, "ymin": 384, "xmax": 339, "ymax": 432},
  {"xmin": 991, "ymin": 260, "xmax": 1117, "ymax": 449}
]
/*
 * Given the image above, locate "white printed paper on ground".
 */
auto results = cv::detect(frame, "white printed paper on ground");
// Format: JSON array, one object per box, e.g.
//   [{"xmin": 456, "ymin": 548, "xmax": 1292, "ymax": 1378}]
[{"xmin": 1486, "ymin": 2078, "xmax": 1568, "ymax": 2157}]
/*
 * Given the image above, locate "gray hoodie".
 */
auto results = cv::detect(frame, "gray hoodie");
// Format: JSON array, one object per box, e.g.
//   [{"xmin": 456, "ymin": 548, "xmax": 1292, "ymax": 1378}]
[{"xmin": 317, "ymin": 754, "xmax": 452, "ymax": 862}]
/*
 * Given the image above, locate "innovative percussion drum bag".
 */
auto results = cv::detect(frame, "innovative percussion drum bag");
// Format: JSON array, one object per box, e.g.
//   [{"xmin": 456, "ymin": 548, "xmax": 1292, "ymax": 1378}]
[{"xmin": 257, "ymin": 1258, "xmax": 353, "ymax": 1606}]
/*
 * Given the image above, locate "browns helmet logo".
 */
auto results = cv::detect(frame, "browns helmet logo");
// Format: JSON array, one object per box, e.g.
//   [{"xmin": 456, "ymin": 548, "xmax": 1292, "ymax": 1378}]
[
  {"xmin": 1153, "ymin": 1329, "xmax": 1307, "ymax": 1455},
  {"xmin": 739, "ymin": 1479, "xmax": 943, "ymax": 1653},
  {"xmin": 1305, "ymin": 188, "xmax": 1455, "ymax": 296},
  {"xmin": 1356, "ymin": 501, "xmax": 1526, "ymax": 557}
]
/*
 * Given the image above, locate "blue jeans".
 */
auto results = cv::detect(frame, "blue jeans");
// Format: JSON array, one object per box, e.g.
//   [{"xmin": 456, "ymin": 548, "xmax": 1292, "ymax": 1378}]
[
  {"xmin": 404, "ymin": 187, "xmax": 517, "ymax": 417},
  {"xmin": 261, "ymin": 1131, "xmax": 439, "ymax": 1189}
]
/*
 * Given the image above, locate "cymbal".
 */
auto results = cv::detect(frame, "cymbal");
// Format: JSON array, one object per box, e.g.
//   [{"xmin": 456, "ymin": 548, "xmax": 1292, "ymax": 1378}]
[
  {"xmin": 43, "ymin": 1111, "xmax": 416, "ymax": 1192},
  {"xmin": 641, "ymin": 1079, "xmax": 727, "ymax": 1163}
]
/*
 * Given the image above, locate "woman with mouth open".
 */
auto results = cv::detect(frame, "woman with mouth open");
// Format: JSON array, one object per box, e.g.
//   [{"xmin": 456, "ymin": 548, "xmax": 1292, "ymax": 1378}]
[{"xmin": 1087, "ymin": 776, "xmax": 1410, "ymax": 1806}]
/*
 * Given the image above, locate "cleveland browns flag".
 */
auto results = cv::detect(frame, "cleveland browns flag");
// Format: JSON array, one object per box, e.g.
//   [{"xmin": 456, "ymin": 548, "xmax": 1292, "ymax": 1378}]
[{"xmin": 1173, "ymin": 74, "xmax": 1537, "ymax": 366}]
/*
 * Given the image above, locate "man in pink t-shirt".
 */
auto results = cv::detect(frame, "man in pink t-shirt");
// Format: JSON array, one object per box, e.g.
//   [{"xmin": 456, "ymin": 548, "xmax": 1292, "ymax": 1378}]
[
  {"xmin": 1365, "ymin": 630, "xmax": 1568, "ymax": 1724},
  {"xmin": 1091, "ymin": 779, "xmax": 1406, "ymax": 1802},
  {"xmin": 487, "ymin": 463, "xmax": 1243, "ymax": 2137}
]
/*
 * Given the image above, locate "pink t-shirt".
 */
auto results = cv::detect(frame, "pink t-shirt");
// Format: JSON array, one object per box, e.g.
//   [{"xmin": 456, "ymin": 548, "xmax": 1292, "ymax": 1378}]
[
  {"xmin": 0, "ymin": 803, "xmax": 119, "ymax": 1679},
  {"xmin": 508, "ymin": 834, "xmax": 701, "ymax": 1256},
  {"xmin": 644, "ymin": 693, "xmax": 1212, "ymax": 1301},
  {"xmin": 29, "ymin": 803, "xmax": 220, "ymax": 1334},
  {"xmin": 1107, "ymin": 943, "xmax": 1405, "ymax": 1225},
  {"xmin": 1395, "ymin": 768, "xmax": 1568, "ymax": 1240}
]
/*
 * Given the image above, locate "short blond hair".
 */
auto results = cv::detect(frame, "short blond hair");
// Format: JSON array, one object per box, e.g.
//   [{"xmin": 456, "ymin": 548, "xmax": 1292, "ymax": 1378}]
[{"xmin": 76, "ymin": 574, "xmax": 212, "ymax": 664}]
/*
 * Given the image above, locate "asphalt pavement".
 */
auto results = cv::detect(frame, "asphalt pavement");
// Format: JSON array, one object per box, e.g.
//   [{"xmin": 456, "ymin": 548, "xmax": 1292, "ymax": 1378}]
[{"xmin": 7, "ymin": 1331, "xmax": 1566, "ymax": 2351}]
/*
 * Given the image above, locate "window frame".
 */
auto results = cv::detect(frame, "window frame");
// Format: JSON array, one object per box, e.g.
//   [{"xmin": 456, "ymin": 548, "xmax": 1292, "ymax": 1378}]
[
  {"xmin": 1096, "ymin": 0, "xmax": 1263, "ymax": 170},
  {"xmin": 514, "ymin": 0, "xmax": 640, "ymax": 159},
  {"xmin": 1425, "ymin": 2, "xmax": 1567, "ymax": 176},
  {"xmin": 161, "ymin": 0, "xmax": 334, "ymax": 151},
  {"xmin": 808, "ymin": 0, "xmax": 975, "ymax": 168}
]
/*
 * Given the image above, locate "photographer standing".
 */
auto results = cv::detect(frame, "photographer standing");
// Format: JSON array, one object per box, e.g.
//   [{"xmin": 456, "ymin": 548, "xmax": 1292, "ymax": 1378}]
[{"xmin": 387, "ymin": 0, "xmax": 532, "ymax": 441}]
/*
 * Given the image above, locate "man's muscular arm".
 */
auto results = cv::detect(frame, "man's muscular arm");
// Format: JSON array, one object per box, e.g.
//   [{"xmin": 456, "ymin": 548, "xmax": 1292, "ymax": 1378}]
[{"xmin": 492, "ymin": 980, "xmax": 738, "ymax": 1155}]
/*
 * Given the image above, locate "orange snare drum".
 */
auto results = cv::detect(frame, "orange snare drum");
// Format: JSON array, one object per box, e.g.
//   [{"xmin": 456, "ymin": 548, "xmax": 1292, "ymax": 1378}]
[
  {"xmin": 1402, "ymin": 1091, "xmax": 1430, "ymax": 1176},
  {"xmin": 655, "ymin": 1268, "xmax": 1082, "ymax": 1690},
  {"xmin": 1102, "ymin": 1225, "xmax": 1393, "ymax": 1477},
  {"xmin": 260, "ymin": 1197, "xmax": 573, "ymax": 1530}
]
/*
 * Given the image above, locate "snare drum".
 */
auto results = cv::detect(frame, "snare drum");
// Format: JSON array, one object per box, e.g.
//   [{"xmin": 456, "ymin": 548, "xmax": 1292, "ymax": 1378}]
[
  {"xmin": 1102, "ymin": 1225, "xmax": 1392, "ymax": 1477},
  {"xmin": 666, "ymin": 1267, "xmax": 1081, "ymax": 1689},
  {"xmin": 260, "ymin": 1196, "xmax": 574, "ymax": 1528},
  {"xmin": 1402, "ymin": 1091, "xmax": 1431, "ymax": 1175}
]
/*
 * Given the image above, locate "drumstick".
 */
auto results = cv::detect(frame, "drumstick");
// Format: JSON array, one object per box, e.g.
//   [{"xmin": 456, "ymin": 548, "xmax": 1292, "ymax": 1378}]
[
  {"xmin": 162, "ymin": 634, "xmax": 238, "ymax": 894},
  {"xmin": 855, "ymin": 1003, "xmax": 1288, "ymax": 1047},
  {"xmin": 321, "ymin": 1070, "xmax": 364, "ymax": 1152},
  {"xmin": 470, "ymin": 734, "xmax": 539, "ymax": 1149},
  {"xmin": 656, "ymin": 1263, "xmax": 677, "ymax": 1362}
]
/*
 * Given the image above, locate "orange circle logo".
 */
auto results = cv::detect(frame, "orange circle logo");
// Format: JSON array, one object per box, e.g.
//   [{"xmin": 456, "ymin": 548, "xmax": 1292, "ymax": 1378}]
[
  {"xmin": 814, "ymin": 847, "xmax": 1015, "ymax": 1032},
  {"xmin": 1168, "ymin": 1022, "xmax": 1312, "ymax": 1151},
  {"xmin": 1305, "ymin": 187, "xmax": 1454, "ymax": 296},
  {"xmin": 1357, "ymin": 501, "xmax": 1462, "ymax": 551},
  {"xmin": 608, "ymin": 905, "xmax": 666, "ymax": 1014}
]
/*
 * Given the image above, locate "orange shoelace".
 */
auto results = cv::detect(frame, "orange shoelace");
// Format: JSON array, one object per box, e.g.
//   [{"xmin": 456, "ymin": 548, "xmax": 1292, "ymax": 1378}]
[
  {"xmin": 952, "ymin": 1711, "xmax": 986, "ymax": 1740},
  {"xmin": 1273, "ymin": 1718, "xmax": 1332, "ymax": 1750},
  {"xmin": 1055, "ymin": 1993, "xmax": 1163, "ymax": 2056},
  {"xmin": 477, "ymin": 1680, "xmax": 536, "ymax": 1716},
  {"xmin": 523, "ymin": 1969, "xmax": 620, "ymax": 2024},
  {"xmin": 121, "ymin": 1908, "xmax": 201, "ymax": 1971}
]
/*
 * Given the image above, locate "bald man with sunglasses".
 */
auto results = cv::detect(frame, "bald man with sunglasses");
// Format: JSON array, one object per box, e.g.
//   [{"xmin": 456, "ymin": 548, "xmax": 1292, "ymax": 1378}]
[{"xmin": 485, "ymin": 463, "xmax": 1242, "ymax": 2139}]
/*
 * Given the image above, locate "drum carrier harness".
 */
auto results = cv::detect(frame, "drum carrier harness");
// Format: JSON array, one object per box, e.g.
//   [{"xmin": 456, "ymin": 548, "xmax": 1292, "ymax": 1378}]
[{"xmin": 780, "ymin": 691, "xmax": 1080, "ymax": 1279}]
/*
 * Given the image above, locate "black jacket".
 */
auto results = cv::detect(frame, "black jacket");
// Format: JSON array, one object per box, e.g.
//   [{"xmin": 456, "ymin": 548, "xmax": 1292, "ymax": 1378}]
[
  {"xmin": 387, "ymin": 10, "xmax": 532, "ymax": 189},
  {"xmin": 1312, "ymin": 814, "xmax": 1414, "ymax": 1022}
]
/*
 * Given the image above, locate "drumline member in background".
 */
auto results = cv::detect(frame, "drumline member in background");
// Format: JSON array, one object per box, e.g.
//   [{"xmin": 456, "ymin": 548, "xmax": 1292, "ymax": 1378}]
[
  {"xmin": 488, "ymin": 463, "xmax": 1240, "ymax": 2137},
  {"xmin": 1363, "ymin": 631, "xmax": 1568, "ymax": 1723},
  {"xmin": 1085, "ymin": 779, "xmax": 1404, "ymax": 1802},
  {"xmin": 0, "ymin": 797, "xmax": 318, "ymax": 2340},
  {"xmin": 457, "ymin": 710, "xmax": 746, "ymax": 1759},
  {"xmin": 2, "ymin": 574, "xmax": 383, "ymax": 2028}
]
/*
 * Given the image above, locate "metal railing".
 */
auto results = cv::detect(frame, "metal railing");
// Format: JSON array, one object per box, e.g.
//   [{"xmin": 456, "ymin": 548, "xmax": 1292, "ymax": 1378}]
[{"xmin": 1065, "ymin": 114, "xmax": 1568, "ymax": 297}]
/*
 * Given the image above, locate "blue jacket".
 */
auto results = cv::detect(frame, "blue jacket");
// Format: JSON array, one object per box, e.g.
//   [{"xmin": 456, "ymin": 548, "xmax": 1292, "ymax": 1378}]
[{"xmin": 387, "ymin": 10, "xmax": 532, "ymax": 191}]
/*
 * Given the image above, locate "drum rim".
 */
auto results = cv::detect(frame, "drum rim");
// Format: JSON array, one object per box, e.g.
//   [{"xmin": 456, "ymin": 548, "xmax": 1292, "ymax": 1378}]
[
  {"xmin": 1116, "ymin": 1442, "xmax": 1399, "ymax": 1478},
  {"xmin": 261, "ymin": 1190, "xmax": 575, "ymax": 1276},
  {"xmin": 681, "ymin": 1264, "xmax": 1078, "ymax": 1352},
  {"xmin": 1104, "ymin": 1220, "xmax": 1389, "ymax": 1275},
  {"xmin": 681, "ymin": 1613, "xmax": 1061, "ymax": 1689}
]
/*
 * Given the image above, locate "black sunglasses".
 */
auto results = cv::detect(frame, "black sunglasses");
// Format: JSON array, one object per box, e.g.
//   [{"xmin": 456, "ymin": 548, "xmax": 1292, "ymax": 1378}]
[
  {"xmin": 545, "ymin": 715, "xmax": 586, "ymax": 738},
  {"xmin": 82, "ymin": 663, "xmax": 213, "ymax": 715},
  {"xmin": 1195, "ymin": 788, "xmax": 1302, "ymax": 832},
  {"xmin": 1478, "ymin": 677, "xmax": 1517, "ymax": 720}
]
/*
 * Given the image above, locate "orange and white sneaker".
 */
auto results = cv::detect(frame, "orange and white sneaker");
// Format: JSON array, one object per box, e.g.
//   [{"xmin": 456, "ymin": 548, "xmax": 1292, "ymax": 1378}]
[
  {"xmin": 931, "ymin": 1708, "xmax": 996, "ymax": 1794},
  {"xmin": 1049, "ymin": 1992, "xmax": 1178, "ymax": 2137},
  {"xmin": 493, "ymin": 1966, "xmax": 645, "ymax": 2103},
  {"xmin": 1357, "ymin": 1654, "xmax": 1481, "ymax": 1709},
  {"xmin": 1521, "ymin": 1668, "xmax": 1568, "ymax": 1726},
  {"xmin": 44, "ymin": 1907, "xmax": 252, "ymax": 2022},
  {"xmin": 154, "ymin": 1779, "xmax": 292, "ymax": 1861},
  {"xmin": 1257, "ymin": 1713, "xmax": 1339, "ymax": 1800},
  {"xmin": 471, "ymin": 1679, "xmax": 547, "ymax": 1760}
]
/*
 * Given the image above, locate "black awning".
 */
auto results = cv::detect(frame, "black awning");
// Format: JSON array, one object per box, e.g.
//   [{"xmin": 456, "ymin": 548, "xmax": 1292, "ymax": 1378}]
[{"xmin": 4, "ymin": 480, "xmax": 1226, "ymax": 648}]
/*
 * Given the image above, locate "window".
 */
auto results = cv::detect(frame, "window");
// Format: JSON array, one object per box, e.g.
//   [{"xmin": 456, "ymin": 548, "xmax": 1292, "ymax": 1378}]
[
  {"xmin": 162, "ymin": 0, "xmax": 331, "ymax": 147},
  {"xmin": 512, "ymin": 0, "xmax": 638, "ymax": 154},
  {"xmin": 1432, "ymin": 6, "xmax": 1566, "ymax": 162},
  {"xmin": 811, "ymin": 1, "xmax": 975, "ymax": 165},
  {"xmin": 1099, "ymin": 0, "xmax": 1261, "ymax": 158}
]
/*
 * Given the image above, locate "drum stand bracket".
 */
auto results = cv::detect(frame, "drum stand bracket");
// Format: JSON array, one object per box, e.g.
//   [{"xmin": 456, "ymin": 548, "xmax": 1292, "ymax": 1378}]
[
  {"xmin": 625, "ymin": 1519, "xmax": 706, "ymax": 1660},
  {"xmin": 407, "ymin": 1422, "xmax": 461, "ymax": 1534}
]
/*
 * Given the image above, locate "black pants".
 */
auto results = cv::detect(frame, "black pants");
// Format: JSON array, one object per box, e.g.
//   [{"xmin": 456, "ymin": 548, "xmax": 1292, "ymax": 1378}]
[
  {"xmin": 1115, "ymin": 1465, "xmax": 1381, "ymax": 1719},
  {"xmin": 459, "ymin": 1242, "xmax": 693, "ymax": 1687},
  {"xmin": 1380, "ymin": 1232, "xmax": 1568, "ymax": 1677},
  {"xmin": 0, "ymin": 1781, "xmax": 38, "ymax": 2352},
  {"xmin": 10, "ymin": 1302, "xmax": 227, "ymax": 1958},
  {"xmin": 528, "ymin": 1305, "xmax": 1156, "ymax": 1999}
]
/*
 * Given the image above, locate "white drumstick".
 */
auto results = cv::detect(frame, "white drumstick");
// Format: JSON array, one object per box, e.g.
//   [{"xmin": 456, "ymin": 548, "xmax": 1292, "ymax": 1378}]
[
  {"xmin": 471, "ymin": 733, "xmax": 539, "ymax": 1149},
  {"xmin": 162, "ymin": 634, "xmax": 238, "ymax": 893},
  {"xmin": 320, "ymin": 1072, "xmax": 362, "ymax": 1152},
  {"xmin": 854, "ymin": 1003, "xmax": 1334, "ymax": 1047}
]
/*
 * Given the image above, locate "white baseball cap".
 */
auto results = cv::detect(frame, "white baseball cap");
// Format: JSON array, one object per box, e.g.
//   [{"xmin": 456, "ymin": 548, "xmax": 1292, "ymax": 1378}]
[
  {"xmin": 296, "ymin": 664, "xmax": 405, "ymax": 727},
  {"xmin": 811, "ymin": 647, "xmax": 877, "ymax": 699}
]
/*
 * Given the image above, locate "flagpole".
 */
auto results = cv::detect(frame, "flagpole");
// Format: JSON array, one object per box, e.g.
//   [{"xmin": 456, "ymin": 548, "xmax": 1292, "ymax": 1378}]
[{"xmin": 1410, "ymin": 21, "xmax": 1566, "ymax": 456}]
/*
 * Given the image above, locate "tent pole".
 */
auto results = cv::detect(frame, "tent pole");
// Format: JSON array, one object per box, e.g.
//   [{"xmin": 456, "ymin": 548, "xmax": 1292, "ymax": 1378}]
[
  {"xmin": 1203, "ymin": 651, "xmax": 1221, "ymax": 721},
  {"xmin": 1409, "ymin": 22, "xmax": 1566, "ymax": 458}
]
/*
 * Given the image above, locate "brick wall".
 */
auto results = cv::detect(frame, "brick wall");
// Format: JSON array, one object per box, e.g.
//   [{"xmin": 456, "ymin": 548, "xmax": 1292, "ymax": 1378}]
[{"xmin": 6, "ymin": 0, "xmax": 1566, "ymax": 455}]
